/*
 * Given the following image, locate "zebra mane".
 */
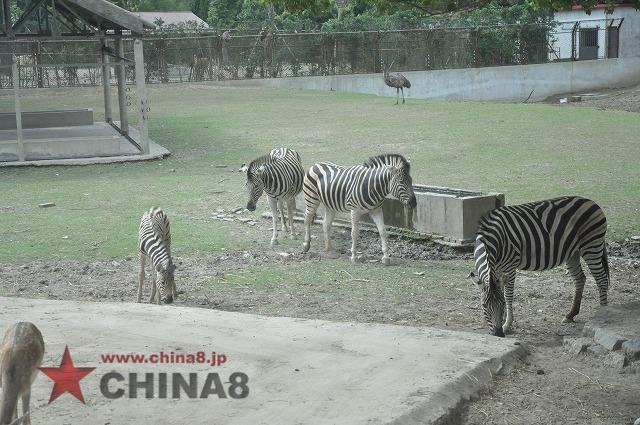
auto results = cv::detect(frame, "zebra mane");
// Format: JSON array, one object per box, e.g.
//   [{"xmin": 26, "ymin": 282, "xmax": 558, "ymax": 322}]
[
  {"xmin": 247, "ymin": 154, "xmax": 271, "ymax": 173},
  {"xmin": 363, "ymin": 154, "xmax": 410, "ymax": 171}
]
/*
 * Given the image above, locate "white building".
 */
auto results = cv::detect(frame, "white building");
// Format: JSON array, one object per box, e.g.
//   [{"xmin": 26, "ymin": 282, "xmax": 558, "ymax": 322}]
[{"xmin": 550, "ymin": 4, "xmax": 640, "ymax": 61}]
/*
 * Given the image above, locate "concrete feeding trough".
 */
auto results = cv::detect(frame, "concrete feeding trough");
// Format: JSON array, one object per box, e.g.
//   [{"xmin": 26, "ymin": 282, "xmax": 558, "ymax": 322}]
[{"xmin": 294, "ymin": 185, "xmax": 505, "ymax": 247}]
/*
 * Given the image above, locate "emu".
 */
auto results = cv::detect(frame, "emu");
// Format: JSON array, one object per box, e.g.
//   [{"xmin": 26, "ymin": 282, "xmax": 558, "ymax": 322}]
[{"xmin": 383, "ymin": 62, "xmax": 411, "ymax": 105}]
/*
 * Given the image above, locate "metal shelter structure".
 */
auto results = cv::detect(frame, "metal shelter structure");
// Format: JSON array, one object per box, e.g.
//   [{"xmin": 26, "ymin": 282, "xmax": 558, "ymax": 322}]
[{"xmin": 0, "ymin": 0, "xmax": 158, "ymax": 164}]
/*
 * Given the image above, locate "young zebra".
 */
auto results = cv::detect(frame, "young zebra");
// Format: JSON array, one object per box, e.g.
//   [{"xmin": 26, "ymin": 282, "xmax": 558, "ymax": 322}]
[
  {"xmin": 138, "ymin": 207, "xmax": 176, "ymax": 304},
  {"xmin": 469, "ymin": 196, "xmax": 609, "ymax": 337},
  {"xmin": 240, "ymin": 148, "xmax": 304, "ymax": 246},
  {"xmin": 302, "ymin": 154, "xmax": 417, "ymax": 265}
]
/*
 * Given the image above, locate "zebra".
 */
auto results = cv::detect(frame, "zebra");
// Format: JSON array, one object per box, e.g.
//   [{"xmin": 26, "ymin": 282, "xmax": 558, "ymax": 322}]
[
  {"xmin": 137, "ymin": 207, "xmax": 176, "ymax": 304},
  {"xmin": 302, "ymin": 154, "xmax": 417, "ymax": 265},
  {"xmin": 240, "ymin": 148, "xmax": 304, "ymax": 246},
  {"xmin": 469, "ymin": 196, "xmax": 609, "ymax": 337}
]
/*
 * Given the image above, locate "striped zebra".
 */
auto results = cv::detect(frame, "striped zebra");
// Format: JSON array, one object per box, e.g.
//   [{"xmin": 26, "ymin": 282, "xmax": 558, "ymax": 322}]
[
  {"xmin": 302, "ymin": 154, "xmax": 417, "ymax": 265},
  {"xmin": 470, "ymin": 196, "xmax": 609, "ymax": 337},
  {"xmin": 138, "ymin": 207, "xmax": 176, "ymax": 304},
  {"xmin": 240, "ymin": 148, "xmax": 304, "ymax": 246}
]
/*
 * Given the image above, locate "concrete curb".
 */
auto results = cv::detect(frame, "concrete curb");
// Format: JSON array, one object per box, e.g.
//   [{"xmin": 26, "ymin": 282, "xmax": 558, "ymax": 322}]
[{"xmin": 389, "ymin": 343, "xmax": 528, "ymax": 425}]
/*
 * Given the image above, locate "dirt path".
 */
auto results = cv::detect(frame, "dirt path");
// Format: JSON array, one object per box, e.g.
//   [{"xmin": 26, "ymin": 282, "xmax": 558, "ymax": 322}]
[
  {"xmin": 544, "ymin": 84, "xmax": 640, "ymax": 113},
  {"xmin": 1, "ymin": 231, "xmax": 639, "ymax": 424}
]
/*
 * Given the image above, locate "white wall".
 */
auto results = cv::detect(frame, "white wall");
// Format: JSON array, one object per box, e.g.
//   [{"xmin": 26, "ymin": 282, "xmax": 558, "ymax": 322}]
[{"xmin": 219, "ymin": 57, "xmax": 640, "ymax": 102}]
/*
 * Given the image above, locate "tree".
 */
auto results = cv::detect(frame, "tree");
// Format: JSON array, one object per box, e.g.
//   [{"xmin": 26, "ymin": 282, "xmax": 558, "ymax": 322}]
[
  {"xmin": 191, "ymin": 0, "xmax": 210, "ymax": 19},
  {"xmin": 107, "ymin": 0, "xmax": 191, "ymax": 12},
  {"xmin": 268, "ymin": 0, "xmax": 639, "ymax": 16}
]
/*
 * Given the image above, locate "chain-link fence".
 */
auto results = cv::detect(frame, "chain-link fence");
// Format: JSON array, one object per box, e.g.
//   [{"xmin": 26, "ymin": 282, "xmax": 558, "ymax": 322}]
[{"xmin": 0, "ymin": 20, "xmax": 623, "ymax": 88}]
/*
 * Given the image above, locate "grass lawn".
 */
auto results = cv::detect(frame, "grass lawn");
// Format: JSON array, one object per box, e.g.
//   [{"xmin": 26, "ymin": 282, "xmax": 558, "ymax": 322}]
[{"xmin": 0, "ymin": 83, "xmax": 639, "ymax": 264}]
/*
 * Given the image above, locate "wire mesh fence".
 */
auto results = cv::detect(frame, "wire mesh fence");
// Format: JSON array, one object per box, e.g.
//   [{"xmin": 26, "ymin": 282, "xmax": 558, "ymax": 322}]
[{"xmin": 0, "ymin": 20, "xmax": 624, "ymax": 89}]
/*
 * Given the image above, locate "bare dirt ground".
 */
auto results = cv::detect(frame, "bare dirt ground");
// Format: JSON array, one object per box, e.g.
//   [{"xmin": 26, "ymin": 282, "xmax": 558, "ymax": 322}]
[
  {"xmin": 1, "ymin": 226, "xmax": 639, "ymax": 424},
  {"xmin": 544, "ymin": 83, "xmax": 640, "ymax": 113}
]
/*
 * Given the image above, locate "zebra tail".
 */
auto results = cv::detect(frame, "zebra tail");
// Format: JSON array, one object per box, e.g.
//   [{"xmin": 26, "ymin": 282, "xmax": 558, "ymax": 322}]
[{"xmin": 602, "ymin": 247, "xmax": 610, "ymax": 289}]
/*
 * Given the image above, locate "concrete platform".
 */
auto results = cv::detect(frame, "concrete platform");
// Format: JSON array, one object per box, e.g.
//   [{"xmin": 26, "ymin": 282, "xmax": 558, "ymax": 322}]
[
  {"xmin": 0, "ymin": 123, "xmax": 169, "ymax": 166},
  {"xmin": 583, "ymin": 302, "xmax": 640, "ymax": 360},
  {"xmin": 0, "ymin": 297, "xmax": 524, "ymax": 425}
]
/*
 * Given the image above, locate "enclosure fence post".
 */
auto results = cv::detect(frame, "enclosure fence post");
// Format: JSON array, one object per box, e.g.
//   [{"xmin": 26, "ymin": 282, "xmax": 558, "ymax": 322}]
[
  {"xmin": 134, "ymin": 39, "xmax": 150, "ymax": 155},
  {"xmin": 101, "ymin": 38, "xmax": 113, "ymax": 123},
  {"xmin": 115, "ymin": 36, "xmax": 129, "ymax": 135},
  {"xmin": 12, "ymin": 57, "xmax": 25, "ymax": 162}
]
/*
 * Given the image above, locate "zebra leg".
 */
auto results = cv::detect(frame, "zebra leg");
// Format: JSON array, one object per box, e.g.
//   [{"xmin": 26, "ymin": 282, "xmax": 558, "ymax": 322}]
[
  {"xmin": 369, "ymin": 207, "xmax": 390, "ymax": 265},
  {"xmin": 137, "ymin": 252, "xmax": 146, "ymax": 303},
  {"xmin": 323, "ymin": 209, "xmax": 337, "ymax": 256},
  {"xmin": 502, "ymin": 271, "xmax": 516, "ymax": 333},
  {"xmin": 268, "ymin": 196, "xmax": 279, "ymax": 246},
  {"xmin": 350, "ymin": 210, "xmax": 363, "ymax": 263},
  {"xmin": 302, "ymin": 203, "xmax": 319, "ymax": 253},
  {"xmin": 149, "ymin": 266, "xmax": 157, "ymax": 303},
  {"xmin": 22, "ymin": 389, "xmax": 31, "ymax": 425},
  {"xmin": 278, "ymin": 200, "xmax": 288, "ymax": 232},
  {"xmin": 563, "ymin": 252, "xmax": 586, "ymax": 323},
  {"xmin": 287, "ymin": 199, "xmax": 296, "ymax": 239},
  {"xmin": 584, "ymin": 244, "xmax": 610, "ymax": 307}
]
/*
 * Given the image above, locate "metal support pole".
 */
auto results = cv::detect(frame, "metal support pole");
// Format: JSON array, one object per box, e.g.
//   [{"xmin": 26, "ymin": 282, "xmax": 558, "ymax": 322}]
[
  {"xmin": 3, "ymin": 0, "xmax": 13, "ymax": 37},
  {"xmin": 115, "ymin": 37, "xmax": 128, "ymax": 135},
  {"xmin": 12, "ymin": 57, "xmax": 24, "ymax": 162},
  {"xmin": 101, "ymin": 38, "xmax": 113, "ymax": 123},
  {"xmin": 134, "ymin": 39, "xmax": 149, "ymax": 155}
]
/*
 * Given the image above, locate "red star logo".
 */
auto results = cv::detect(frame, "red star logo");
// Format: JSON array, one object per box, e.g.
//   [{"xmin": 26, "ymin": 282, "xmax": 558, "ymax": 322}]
[{"xmin": 39, "ymin": 346, "xmax": 95, "ymax": 404}]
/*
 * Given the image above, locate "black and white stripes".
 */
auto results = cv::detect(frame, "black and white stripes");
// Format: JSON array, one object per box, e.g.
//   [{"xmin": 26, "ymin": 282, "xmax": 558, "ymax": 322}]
[
  {"xmin": 241, "ymin": 147, "xmax": 305, "ymax": 245},
  {"xmin": 138, "ymin": 206, "xmax": 176, "ymax": 304},
  {"xmin": 471, "ymin": 196, "xmax": 609, "ymax": 336},
  {"xmin": 302, "ymin": 154, "xmax": 416, "ymax": 265}
]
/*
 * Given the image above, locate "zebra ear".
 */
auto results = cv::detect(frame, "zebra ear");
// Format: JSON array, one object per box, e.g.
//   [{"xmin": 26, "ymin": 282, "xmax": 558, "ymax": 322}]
[
  {"xmin": 467, "ymin": 271, "xmax": 481, "ymax": 286},
  {"xmin": 238, "ymin": 164, "xmax": 248, "ymax": 173}
]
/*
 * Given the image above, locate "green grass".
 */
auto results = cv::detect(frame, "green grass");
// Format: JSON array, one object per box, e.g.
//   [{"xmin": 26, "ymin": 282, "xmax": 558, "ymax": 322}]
[
  {"xmin": 213, "ymin": 259, "xmax": 466, "ymax": 296},
  {"xmin": 0, "ymin": 84, "xmax": 639, "ymax": 262}
]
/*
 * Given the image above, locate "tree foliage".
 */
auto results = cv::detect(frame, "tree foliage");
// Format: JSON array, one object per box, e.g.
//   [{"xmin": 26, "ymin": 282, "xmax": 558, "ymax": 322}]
[
  {"xmin": 270, "ymin": 0, "xmax": 640, "ymax": 15},
  {"xmin": 107, "ymin": 0, "xmax": 191, "ymax": 12}
]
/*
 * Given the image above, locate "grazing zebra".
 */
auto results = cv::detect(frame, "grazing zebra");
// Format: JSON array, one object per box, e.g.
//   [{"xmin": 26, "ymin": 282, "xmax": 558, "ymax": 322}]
[
  {"xmin": 302, "ymin": 154, "xmax": 417, "ymax": 265},
  {"xmin": 240, "ymin": 148, "xmax": 304, "ymax": 246},
  {"xmin": 138, "ymin": 207, "xmax": 176, "ymax": 304},
  {"xmin": 469, "ymin": 196, "xmax": 609, "ymax": 337}
]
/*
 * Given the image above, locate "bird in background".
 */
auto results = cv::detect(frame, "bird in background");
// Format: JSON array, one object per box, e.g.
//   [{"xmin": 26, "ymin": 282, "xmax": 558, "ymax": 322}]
[{"xmin": 382, "ymin": 60, "xmax": 411, "ymax": 105}]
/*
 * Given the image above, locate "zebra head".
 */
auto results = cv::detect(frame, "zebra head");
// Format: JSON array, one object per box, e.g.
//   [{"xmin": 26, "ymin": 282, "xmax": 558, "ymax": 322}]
[
  {"xmin": 388, "ymin": 163, "xmax": 417, "ymax": 209},
  {"xmin": 155, "ymin": 260, "xmax": 175, "ymax": 304},
  {"xmin": 240, "ymin": 162, "xmax": 266, "ymax": 211},
  {"xmin": 471, "ymin": 237, "xmax": 505, "ymax": 337},
  {"xmin": 365, "ymin": 154, "xmax": 417, "ymax": 208}
]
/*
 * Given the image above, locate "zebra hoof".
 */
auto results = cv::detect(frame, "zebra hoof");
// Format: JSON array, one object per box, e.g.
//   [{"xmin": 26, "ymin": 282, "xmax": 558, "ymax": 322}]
[
  {"xmin": 561, "ymin": 316, "xmax": 575, "ymax": 324},
  {"xmin": 350, "ymin": 256, "xmax": 358, "ymax": 264},
  {"xmin": 271, "ymin": 239, "xmax": 279, "ymax": 246},
  {"xmin": 381, "ymin": 257, "xmax": 390, "ymax": 266},
  {"xmin": 302, "ymin": 243, "xmax": 310, "ymax": 253}
]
